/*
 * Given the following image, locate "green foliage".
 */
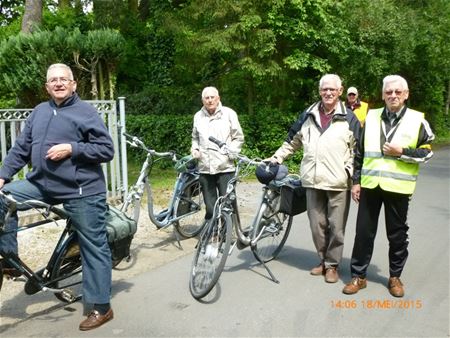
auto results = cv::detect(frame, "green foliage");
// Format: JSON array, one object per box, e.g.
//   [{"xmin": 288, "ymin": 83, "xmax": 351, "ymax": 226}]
[
  {"xmin": 0, "ymin": 26, "xmax": 125, "ymax": 106},
  {"xmin": 124, "ymin": 107, "xmax": 305, "ymax": 172},
  {"xmin": 0, "ymin": 0, "xmax": 449, "ymax": 141}
]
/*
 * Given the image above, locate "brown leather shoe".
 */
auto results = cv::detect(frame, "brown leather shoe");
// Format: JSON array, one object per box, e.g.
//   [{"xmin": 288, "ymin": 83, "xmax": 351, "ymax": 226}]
[
  {"xmin": 342, "ymin": 277, "xmax": 367, "ymax": 294},
  {"xmin": 388, "ymin": 277, "xmax": 404, "ymax": 297},
  {"xmin": 325, "ymin": 267, "xmax": 339, "ymax": 283},
  {"xmin": 79, "ymin": 309, "xmax": 113, "ymax": 331},
  {"xmin": 310, "ymin": 262, "xmax": 325, "ymax": 276}
]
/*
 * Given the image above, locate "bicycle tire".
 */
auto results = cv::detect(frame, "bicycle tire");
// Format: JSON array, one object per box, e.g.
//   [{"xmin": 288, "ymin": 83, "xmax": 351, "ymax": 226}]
[
  {"xmin": 0, "ymin": 260, "xmax": 3, "ymax": 292},
  {"xmin": 51, "ymin": 236, "xmax": 83, "ymax": 303},
  {"xmin": 251, "ymin": 194, "xmax": 293, "ymax": 263},
  {"xmin": 121, "ymin": 185, "xmax": 142, "ymax": 223},
  {"xmin": 189, "ymin": 211, "xmax": 232, "ymax": 299},
  {"xmin": 174, "ymin": 179, "xmax": 206, "ymax": 238}
]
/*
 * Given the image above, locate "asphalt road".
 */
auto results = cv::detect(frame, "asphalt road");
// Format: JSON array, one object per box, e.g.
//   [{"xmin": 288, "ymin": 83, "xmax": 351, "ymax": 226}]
[{"xmin": 1, "ymin": 146, "xmax": 449, "ymax": 337}]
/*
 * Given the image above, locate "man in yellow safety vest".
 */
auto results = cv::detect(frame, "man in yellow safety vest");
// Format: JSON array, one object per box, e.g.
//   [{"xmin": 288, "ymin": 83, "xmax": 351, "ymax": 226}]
[
  {"xmin": 342, "ymin": 75, "xmax": 434, "ymax": 298},
  {"xmin": 346, "ymin": 86, "xmax": 369, "ymax": 126}
]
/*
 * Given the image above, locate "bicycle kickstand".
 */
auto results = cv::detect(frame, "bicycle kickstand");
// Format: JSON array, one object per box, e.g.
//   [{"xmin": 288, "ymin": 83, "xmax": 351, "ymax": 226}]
[
  {"xmin": 172, "ymin": 227, "xmax": 183, "ymax": 250},
  {"xmin": 253, "ymin": 251, "xmax": 280, "ymax": 284}
]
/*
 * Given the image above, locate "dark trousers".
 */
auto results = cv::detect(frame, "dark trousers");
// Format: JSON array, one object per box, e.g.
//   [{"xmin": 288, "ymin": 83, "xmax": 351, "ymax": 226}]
[
  {"xmin": 350, "ymin": 185, "xmax": 411, "ymax": 278},
  {"xmin": 199, "ymin": 172, "xmax": 234, "ymax": 220}
]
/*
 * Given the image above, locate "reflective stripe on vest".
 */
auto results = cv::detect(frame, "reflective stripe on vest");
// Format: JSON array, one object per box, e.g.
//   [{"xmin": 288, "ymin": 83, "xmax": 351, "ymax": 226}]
[{"xmin": 361, "ymin": 108, "xmax": 423, "ymax": 194}]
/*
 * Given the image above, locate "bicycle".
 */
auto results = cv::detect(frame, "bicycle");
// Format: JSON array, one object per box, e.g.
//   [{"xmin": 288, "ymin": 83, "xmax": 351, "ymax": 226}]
[
  {"xmin": 0, "ymin": 190, "xmax": 82, "ymax": 303},
  {"xmin": 189, "ymin": 137, "xmax": 294, "ymax": 299},
  {"xmin": 121, "ymin": 133, "xmax": 206, "ymax": 243}
]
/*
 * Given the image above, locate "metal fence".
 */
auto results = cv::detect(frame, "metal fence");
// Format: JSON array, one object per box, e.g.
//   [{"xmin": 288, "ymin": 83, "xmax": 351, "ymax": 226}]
[{"xmin": 0, "ymin": 97, "xmax": 128, "ymax": 200}]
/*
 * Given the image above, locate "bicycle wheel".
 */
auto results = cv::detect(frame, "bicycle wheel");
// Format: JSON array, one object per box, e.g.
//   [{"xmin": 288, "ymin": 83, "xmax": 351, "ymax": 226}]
[
  {"xmin": 189, "ymin": 211, "xmax": 232, "ymax": 299},
  {"xmin": 51, "ymin": 236, "xmax": 83, "ymax": 303},
  {"xmin": 174, "ymin": 179, "xmax": 206, "ymax": 238},
  {"xmin": 252, "ymin": 194, "xmax": 293, "ymax": 263}
]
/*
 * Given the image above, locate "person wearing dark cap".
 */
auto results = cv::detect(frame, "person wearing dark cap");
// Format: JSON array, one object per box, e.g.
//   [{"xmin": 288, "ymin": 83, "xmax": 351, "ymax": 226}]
[
  {"xmin": 269, "ymin": 74, "xmax": 361, "ymax": 283},
  {"xmin": 346, "ymin": 86, "xmax": 369, "ymax": 126}
]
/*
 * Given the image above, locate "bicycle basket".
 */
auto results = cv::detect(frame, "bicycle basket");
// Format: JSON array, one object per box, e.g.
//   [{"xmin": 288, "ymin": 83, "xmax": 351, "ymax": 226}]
[
  {"xmin": 279, "ymin": 178, "xmax": 307, "ymax": 216},
  {"xmin": 175, "ymin": 155, "xmax": 198, "ymax": 173},
  {"xmin": 105, "ymin": 205, "xmax": 137, "ymax": 262}
]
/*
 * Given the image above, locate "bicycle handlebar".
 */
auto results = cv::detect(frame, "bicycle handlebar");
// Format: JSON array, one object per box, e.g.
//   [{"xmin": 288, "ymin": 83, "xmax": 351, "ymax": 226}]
[
  {"xmin": 208, "ymin": 136, "xmax": 263, "ymax": 167},
  {"xmin": 123, "ymin": 132, "xmax": 176, "ymax": 160}
]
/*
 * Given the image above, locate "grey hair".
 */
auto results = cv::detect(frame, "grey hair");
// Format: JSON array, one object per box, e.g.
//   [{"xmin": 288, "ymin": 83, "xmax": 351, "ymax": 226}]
[
  {"xmin": 382, "ymin": 75, "xmax": 408, "ymax": 92},
  {"xmin": 319, "ymin": 74, "xmax": 342, "ymax": 89},
  {"xmin": 201, "ymin": 86, "xmax": 219, "ymax": 98},
  {"xmin": 46, "ymin": 63, "xmax": 74, "ymax": 81}
]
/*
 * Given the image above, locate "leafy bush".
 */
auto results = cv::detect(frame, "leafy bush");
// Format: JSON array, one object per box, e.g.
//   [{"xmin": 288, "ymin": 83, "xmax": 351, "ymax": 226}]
[{"xmin": 125, "ymin": 107, "xmax": 304, "ymax": 172}]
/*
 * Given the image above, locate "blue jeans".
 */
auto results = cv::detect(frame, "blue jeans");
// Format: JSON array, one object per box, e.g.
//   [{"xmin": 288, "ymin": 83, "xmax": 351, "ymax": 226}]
[{"xmin": 0, "ymin": 180, "xmax": 112, "ymax": 304}]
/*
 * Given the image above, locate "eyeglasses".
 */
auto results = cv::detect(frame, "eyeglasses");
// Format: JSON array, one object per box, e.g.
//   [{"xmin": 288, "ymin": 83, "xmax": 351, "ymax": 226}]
[
  {"xmin": 320, "ymin": 88, "xmax": 338, "ymax": 93},
  {"xmin": 384, "ymin": 89, "xmax": 403, "ymax": 96},
  {"xmin": 347, "ymin": 93, "xmax": 356, "ymax": 97},
  {"xmin": 47, "ymin": 77, "xmax": 73, "ymax": 86},
  {"xmin": 203, "ymin": 96, "xmax": 217, "ymax": 100}
]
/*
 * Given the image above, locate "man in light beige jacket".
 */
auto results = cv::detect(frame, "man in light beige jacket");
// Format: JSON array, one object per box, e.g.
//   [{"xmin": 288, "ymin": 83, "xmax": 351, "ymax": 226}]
[
  {"xmin": 191, "ymin": 86, "xmax": 244, "ymax": 222},
  {"xmin": 270, "ymin": 74, "xmax": 361, "ymax": 283}
]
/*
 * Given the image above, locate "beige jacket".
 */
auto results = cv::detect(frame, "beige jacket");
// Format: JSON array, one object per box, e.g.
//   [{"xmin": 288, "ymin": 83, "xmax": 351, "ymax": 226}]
[
  {"xmin": 274, "ymin": 101, "xmax": 361, "ymax": 191},
  {"xmin": 191, "ymin": 103, "xmax": 244, "ymax": 174}
]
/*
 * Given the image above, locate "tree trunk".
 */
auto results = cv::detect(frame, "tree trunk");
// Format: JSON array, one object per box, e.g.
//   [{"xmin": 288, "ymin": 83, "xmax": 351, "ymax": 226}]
[
  {"xmin": 21, "ymin": 0, "xmax": 43, "ymax": 33},
  {"xmin": 91, "ymin": 60, "xmax": 99, "ymax": 100},
  {"xmin": 138, "ymin": 0, "xmax": 150, "ymax": 20},
  {"xmin": 446, "ymin": 80, "xmax": 449, "ymax": 116},
  {"xmin": 128, "ymin": 0, "xmax": 138, "ymax": 13},
  {"xmin": 98, "ymin": 61, "xmax": 105, "ymax": 100}
]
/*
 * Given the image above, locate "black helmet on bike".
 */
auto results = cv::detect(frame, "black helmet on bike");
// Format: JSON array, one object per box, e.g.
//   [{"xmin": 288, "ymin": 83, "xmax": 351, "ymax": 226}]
[
  {"xmin": 255, "ymin": 163, "xmax": 288, "ymax": 185},
  {"xmin": 175, "ymin": 155, "xmax": 198, "ymax": 173}
]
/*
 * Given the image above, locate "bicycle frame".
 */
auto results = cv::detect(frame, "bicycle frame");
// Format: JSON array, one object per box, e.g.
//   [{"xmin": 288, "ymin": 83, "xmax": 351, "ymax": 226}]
[
  {"xmin": 207, "ymin": 138, "xmax": 290, "ymax": 281},
  {"xmin": 121, "ymin": 132, "xmax": 205, "ymax": 242},
  {"xmin": 0, "ymin": 192, "xmax": 81, "ymax": 302},
  {"xmin": 149, "ymin": 170, "xmax": 200, "ymax": 228}
]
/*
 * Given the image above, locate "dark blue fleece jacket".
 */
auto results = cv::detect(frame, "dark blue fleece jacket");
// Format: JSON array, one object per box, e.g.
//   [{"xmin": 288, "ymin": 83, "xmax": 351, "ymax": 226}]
[{"xmin": 0, "ymin": 93, "xmax": 114, "ymax": 199}]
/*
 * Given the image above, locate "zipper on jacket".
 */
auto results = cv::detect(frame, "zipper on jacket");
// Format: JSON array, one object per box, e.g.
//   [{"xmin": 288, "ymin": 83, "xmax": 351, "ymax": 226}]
[
  {"xmin": 53, "ymin": 109, "xmax": 57, "ymax": 116},
  {"xmin": 79, "ymin": 187, "xmax": 82, "ymax": 195}
]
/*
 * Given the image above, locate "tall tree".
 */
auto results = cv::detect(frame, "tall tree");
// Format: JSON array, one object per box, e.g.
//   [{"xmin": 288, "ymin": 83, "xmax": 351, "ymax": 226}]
[{"xmin": 21, "ymin": 0, "xmax": 43, "ymax": 33}]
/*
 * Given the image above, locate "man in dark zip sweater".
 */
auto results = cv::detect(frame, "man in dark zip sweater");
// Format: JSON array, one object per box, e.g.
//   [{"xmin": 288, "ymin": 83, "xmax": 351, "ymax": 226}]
[{"xmin": 0, "ymin": 63, "xmax": 115, "ymax": 330}]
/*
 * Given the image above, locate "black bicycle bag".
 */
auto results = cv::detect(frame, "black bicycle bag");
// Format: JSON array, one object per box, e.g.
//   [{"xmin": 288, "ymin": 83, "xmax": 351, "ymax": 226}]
[
  {"xmin": 279, "ymin": 179, "xmax": 307, "ymax": 216},
  {"xmin": 105, "ymin": 204, "xmax": 137, "ymax": 262}
]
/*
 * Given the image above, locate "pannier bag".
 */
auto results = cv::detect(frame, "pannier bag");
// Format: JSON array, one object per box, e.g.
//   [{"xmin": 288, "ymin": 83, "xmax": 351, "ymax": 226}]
[
  {"xmin": 105, "ymin": 204, "xmax": 137, "ymax": 262},
  {"xmin": 279, "ymin": 179, "xmax": 307, "ymax": 216}
]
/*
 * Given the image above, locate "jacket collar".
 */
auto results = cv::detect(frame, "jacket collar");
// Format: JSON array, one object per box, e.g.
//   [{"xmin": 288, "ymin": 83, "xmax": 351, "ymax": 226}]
[{"xmin": 49, "ymin": 92, "xmax": 79, "ymax": 108}]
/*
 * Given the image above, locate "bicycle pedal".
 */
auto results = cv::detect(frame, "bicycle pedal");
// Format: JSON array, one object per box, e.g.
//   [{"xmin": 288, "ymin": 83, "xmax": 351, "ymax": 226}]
[
  {"xmin": 59, "ymin": 289, "xmax": 79, "ymax": 303},
  {"xmin": 265, "ymin": 224, "xmax": 279, "ymax": 234}
]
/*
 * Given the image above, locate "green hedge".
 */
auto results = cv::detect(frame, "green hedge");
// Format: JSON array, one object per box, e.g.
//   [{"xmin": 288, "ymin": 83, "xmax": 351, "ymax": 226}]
[{"xmin": 125, "ymin": 108, "xmax": 304, "ymax": 172}]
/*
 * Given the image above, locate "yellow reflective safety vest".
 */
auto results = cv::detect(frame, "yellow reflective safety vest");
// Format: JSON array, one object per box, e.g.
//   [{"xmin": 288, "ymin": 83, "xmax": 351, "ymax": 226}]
[
  {"xmin": 361, "ymin": 108, "xmax": 423, "ymax": 194},
  {"xmin": 353, "ymin": 101, "xmax": 369, "ymax": 125}
]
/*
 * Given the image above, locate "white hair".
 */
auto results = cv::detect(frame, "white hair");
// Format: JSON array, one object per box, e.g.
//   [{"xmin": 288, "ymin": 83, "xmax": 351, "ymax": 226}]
[
  {"xmin": 201, "ymin": 86, "xmax": 219, "ymax": 98},
  {"xmin": 46, "ymin": 63, "xmax": 74, "ymax": 81},
  {"xmin": 319, "ymin": 74, "xmax": 342, "ymax": 89},
  {"xmin": 382, "ymin": 75, "xmax": 408, "ymax": 92}
]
